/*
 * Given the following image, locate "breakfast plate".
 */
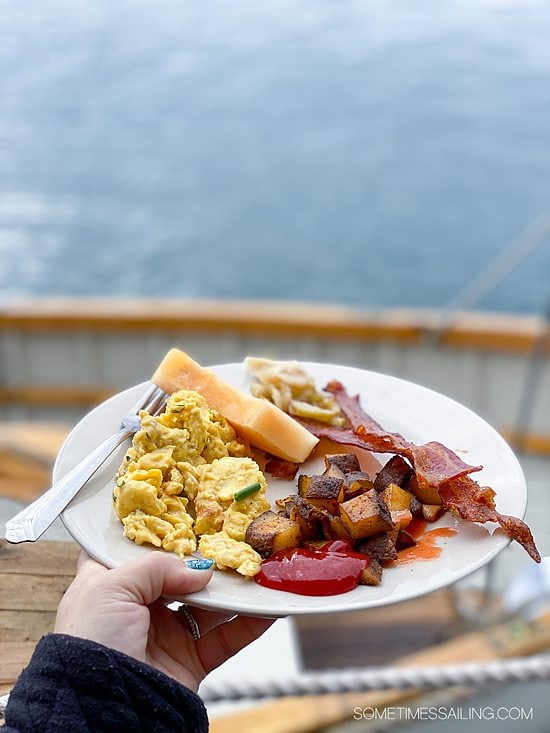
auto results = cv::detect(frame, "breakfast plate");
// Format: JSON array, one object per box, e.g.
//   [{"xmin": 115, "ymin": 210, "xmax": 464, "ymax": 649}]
[{"xmin": 58, "ymin": 361, "xmax": 527, "ymax": 617}]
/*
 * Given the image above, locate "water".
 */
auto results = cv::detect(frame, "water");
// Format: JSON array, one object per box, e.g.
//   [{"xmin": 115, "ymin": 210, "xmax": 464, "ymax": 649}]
[{"xmin": 1, "ymin": 0, "xmax": 550, "ymax": 313}]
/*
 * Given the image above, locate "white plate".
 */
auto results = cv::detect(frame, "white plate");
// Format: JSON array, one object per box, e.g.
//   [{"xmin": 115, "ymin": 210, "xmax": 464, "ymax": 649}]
[{"xmin": 58, "ymin": 362, "xmax": 527, "ymax": 617}]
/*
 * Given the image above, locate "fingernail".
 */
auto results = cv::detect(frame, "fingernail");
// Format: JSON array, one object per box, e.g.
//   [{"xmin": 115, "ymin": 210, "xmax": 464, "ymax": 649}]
[{"xmin": 186, "ymin": 558, "xmax": 214, "ymax": 570}]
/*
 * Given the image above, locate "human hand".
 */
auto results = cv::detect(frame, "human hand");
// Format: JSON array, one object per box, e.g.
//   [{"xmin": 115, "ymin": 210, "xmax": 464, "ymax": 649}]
[{"xmin": 55, "ymin": 551, "xmax": 275, "ymax": 691}]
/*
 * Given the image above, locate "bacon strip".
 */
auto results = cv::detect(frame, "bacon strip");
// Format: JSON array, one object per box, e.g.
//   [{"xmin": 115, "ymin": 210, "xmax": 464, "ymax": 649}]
[
  {"xmin": 440, "ymin": 477, "xmax": 540, "ymax": 563},
  {"xmin": 315, "ymin": 382, "xmax": 482, "ymax": 491},
  {"xmin": 325, "ymin": 380, "xmax": 401, "ymax": 435},
  {"xmin": 298, "ymin": 381, "xmax": 540, "ymax": 562},
  {"xmin": 297, "ymin": 419, "xmax": 479, "ymax": 488}
]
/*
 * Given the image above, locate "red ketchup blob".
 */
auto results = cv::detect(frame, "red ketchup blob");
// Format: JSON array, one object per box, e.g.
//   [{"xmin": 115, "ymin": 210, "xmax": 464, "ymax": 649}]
[{"xmin": 254, "ymin": 541, "xmax": 370, "ymax": 596}]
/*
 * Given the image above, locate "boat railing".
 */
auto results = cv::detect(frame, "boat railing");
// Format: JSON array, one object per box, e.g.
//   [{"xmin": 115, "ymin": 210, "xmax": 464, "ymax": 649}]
[{"xmin": 0, "ymin": 299, "xmax": 549, "ymax": 456}]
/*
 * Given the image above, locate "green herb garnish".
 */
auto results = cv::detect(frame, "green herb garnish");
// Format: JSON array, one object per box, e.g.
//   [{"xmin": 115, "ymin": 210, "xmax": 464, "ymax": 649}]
[{"xmin": 234, "ymin": 482, "xmax": 261, "ymax": 502}]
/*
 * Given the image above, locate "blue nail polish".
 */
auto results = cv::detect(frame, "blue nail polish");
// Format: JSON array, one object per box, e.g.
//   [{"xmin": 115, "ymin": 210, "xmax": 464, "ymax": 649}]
[{"xmin": 186, "ymin": 558, "xmax": 214, "ymax": 570}]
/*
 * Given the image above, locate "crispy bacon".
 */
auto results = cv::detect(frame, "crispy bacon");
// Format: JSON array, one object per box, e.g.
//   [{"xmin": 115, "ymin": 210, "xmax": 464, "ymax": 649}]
[
  {"xmin": 440, "ymin": 477, "xmax": 540, "ymax": 563},
  {"xmin": 326, "ymin": 380, "xmax": 482, "ymax": 490},
  {"xmin": 407, "ymin": 441, "xmax": 481, "ymax": 490},
  {"xmin": 297, "ymin": 418, "xmax": 385, "ymax": 452},
  {"xmin": 297, "ymin": 425, "xmax": 481, "ymax": 492},
  {"xmin": 325, "ymin": 380, "xmax": 409, "ymax": 448},
  {"xmin": 298, "ymin": 382, "xmax": 540, "ymax": 562}
]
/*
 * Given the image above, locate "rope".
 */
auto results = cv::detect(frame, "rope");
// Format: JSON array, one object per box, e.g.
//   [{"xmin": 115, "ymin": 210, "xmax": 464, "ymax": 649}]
[
  {"xmin": 199, "ymin": 655, "xmax": 550, "ymax": 702},
  {"xmin": 1, "ymin": 655, "xmax": 549, "ymax": 718}
]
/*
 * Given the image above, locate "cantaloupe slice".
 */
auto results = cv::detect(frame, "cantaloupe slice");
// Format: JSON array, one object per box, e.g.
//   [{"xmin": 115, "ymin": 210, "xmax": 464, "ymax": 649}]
[{"xmin": 152, "ymin": 348, "xmax": 319, "ymax": 463}]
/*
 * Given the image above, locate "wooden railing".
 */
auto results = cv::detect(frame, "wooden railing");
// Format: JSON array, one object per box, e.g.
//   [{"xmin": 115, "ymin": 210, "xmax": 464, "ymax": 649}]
[{"xmin": 0, "ymin": 298, "xmax": 549, "ymax": 453}]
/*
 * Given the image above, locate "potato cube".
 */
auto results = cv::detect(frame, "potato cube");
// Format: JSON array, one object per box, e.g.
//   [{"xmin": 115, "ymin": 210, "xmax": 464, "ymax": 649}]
[
  {"xmin": 390, "ymin": 509, "xmax": 413, "ymax": 530},
  {"xmin": 328, "ymin": 515, "xmax": 354, "ymax": 543},
  {"xmin": 396, "ymin": 529, "xmax": 416, "ymax": 550},
  {"xmin": 324, "ymin": 453, "xmax": 361, "ymax": 475},
  {"xmin": 322, "ymin": 462, "xmax": 346, "ymax": 481},
  {"xmin": 339, "ymin": 489, "xmax": 393, "ymax": 539},
  {"xmin": 381, "ymin": 483, "xmax": 412, "ymax": 513},
  {"xmin": 245, "ymin": 511, "xmax": 301, "ymax": 558},
  {"xmin": 282, "ymin": 495, "xmax": 331, "ymax": 540},
  {"xmin": 409, "ymin": 475, "xmax": 443, "ymax": 505},
  {"xmin": 357, "ymin": 533, "xmax": 397, "ymax": 564},
  {"xmin": 359, "ymin": 558, "xmax": 383, "ymax": 586},
  {"xmin": 422, "ymin": 503, "xmax": 445, "ymax": 522},
  {"xmin": 343, "ymin": 471, "xmax": 374, "ymax": 500},
  {"xmin": 373, "ymin": 455, "xmax": 413, "ymax": 492},
  {"xmin": 298, "ymin": 474, "xmax": 345, "ymax": 514}
]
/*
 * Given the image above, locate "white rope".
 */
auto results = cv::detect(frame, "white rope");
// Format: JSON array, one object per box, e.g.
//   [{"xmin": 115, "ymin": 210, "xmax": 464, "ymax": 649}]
[
  {"xmin": 1, "ymin": 655, "xmax": 549, "ymax": 718},
  {"xmin": 199, "ymin": 655, "xmax": 550, "ymax": 702}
]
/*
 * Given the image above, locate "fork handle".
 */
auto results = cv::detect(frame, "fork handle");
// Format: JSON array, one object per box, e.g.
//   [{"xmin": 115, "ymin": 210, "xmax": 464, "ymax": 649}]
[{"xmin": 4, "ymin": 427, "xmax": 131, "ymax": 543}]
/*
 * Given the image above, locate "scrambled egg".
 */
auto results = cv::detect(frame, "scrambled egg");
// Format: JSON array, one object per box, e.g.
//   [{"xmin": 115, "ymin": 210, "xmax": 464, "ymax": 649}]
[
  {"xmin": 199, "ymin": 532, "xmax": 264, "ymax": 577},
  {"xmin": 194, "ymin": 456, "xmax": 270, "ymax": 537},
  {"xmin": 113, "ymin": 389, "xmax": 267, "ymax": 576}
]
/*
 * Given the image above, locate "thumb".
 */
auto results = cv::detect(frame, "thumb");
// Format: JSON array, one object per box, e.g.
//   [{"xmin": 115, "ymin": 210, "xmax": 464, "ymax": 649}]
[{"xmin": 110, "ymin": 552, "xmax": 213, "ymax": 606}]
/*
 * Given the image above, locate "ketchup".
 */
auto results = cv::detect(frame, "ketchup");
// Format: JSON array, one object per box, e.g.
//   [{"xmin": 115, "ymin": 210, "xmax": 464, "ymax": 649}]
[
  {"xmin": 254, "ymin": 540, "xmax": 370, "ymax": 596},
  {"xmin": 391, "ymin": 527, "xmax": 458, "ymax": 566}
]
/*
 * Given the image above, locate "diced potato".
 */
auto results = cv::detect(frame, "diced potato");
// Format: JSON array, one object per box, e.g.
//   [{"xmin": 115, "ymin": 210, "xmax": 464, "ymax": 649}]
[
  {"xmin": 410, "ymin": 493, "xmax": 423, "ymax": 516},
  {"xmin": 343, "ymin": 471, "xmax": 373, "ymax": 500},
  {"xmin": 328, "ymin": 515, "xmax": 354, "ymax": 543},
  {"xmin": 396, "ymin": 529, "xmax": 416, "ymax": 550},
  {"xmin": 390, "ymin": 509, "xmax": 413, "ymax": 530},
  {"xmin": 322, "ymin": 462, "xmax": 346, "ymax": 481},
  {"xmin": 298, "ymin": 474, "xmax": 345, "ymax": 514},
  {"xmin": 339, "ymin": 489, "xmax": 393, "ymax": 540},
  {"xmin": 381, "ymin": 483, "xmax": 412, "ymax": 513},
  {"xmin": 409, "ymin": 475, "xmax": 443, "ymax": 505},
  {"xmin": 324, "ymin": 453, "xmax": 361, "ymax": 475},
  {"xmin": 422, "ymin": 503, "xmax": 446, "ymax": 522},
  {"xmin": 357, "ymin": 532, "xmax": 397, "ymax": 564},
  {"xmin": 359, "ymin": 558, "xmax": 383, "ymax": 586},
  {"xmin": 373, "ymin": 455, "xmax": 414, "ymax": 492},
  {"xmin": 283, "ymin": 495, "xmax": 331, "ymax": 540},
  {"xmin": 245, "ymin": 510, "xmax": 302, "ymax": 558}
]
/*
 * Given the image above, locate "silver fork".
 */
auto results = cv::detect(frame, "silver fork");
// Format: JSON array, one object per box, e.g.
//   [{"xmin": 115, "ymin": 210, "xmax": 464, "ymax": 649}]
[{"xmin": 4, "ymin": 382, "xmax": 167, "ymax": 544}]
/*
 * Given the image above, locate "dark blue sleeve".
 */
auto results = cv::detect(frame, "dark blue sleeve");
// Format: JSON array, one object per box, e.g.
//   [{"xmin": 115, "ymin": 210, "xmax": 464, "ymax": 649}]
[{"xmin": 1, "ymin": 634, "xmax": 208, "ymax": 732}]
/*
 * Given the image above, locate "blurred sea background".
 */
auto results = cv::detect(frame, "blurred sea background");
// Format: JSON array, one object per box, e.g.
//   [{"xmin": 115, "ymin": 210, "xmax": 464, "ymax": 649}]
[{"xmin": 1, "ymin": 0, "xmax": 550, "ymax": 313}]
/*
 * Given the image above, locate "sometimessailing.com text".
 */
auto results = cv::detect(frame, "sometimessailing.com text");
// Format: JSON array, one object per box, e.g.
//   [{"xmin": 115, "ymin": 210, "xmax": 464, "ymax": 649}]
[{"xmin": 353, "ymin": 705, "xmax": 534, "ymax": 722}]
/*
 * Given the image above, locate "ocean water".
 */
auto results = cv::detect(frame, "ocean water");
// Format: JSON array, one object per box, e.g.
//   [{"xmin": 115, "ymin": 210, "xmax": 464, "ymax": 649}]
[{"xmin": 1, "ymin": 0, "xmax": 550, "ymax": 313}]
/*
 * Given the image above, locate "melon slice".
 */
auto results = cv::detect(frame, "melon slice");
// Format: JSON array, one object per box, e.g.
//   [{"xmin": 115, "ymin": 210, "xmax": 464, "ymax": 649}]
[{"xmin": 152, "ymin": 348, "xmax": 319, "ymax": 463}]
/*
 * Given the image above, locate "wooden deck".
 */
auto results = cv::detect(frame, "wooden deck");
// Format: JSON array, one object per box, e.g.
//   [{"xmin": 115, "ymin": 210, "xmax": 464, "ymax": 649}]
[
  {"xmin": 0, "ymin": 540, "xmax": 79, "ymax": 696},
  {"xmin": 0, "ymin": 422, "xmax": 69, "ymax": 502}
]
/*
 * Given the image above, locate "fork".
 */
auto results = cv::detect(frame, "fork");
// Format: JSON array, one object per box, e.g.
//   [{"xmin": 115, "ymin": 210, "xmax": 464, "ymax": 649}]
[{"xmin": 4, "ymin": 382, "xmax": 167, "ymax": 544}]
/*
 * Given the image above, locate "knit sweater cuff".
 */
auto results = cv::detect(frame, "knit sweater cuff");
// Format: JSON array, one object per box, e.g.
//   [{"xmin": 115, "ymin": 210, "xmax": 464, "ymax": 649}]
[{"xmin": 3, "ymin": 633, "xmax": 208, "ymax": 732}]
